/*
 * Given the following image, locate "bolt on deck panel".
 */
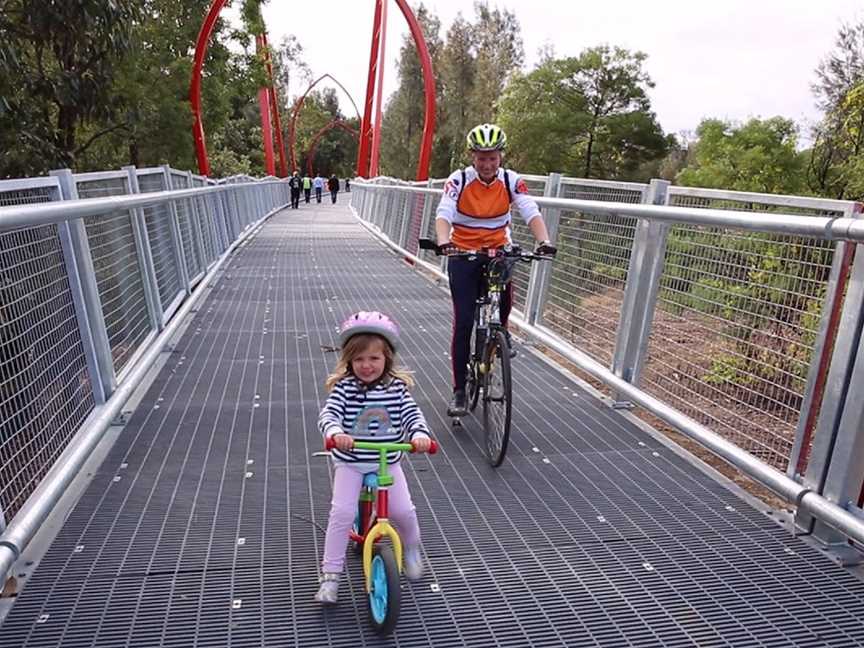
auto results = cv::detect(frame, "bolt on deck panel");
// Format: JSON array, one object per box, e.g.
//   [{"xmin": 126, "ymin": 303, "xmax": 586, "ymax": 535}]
[{"xmin": 3, "ymin": 206, "xmax": 864, "ymax": 647}]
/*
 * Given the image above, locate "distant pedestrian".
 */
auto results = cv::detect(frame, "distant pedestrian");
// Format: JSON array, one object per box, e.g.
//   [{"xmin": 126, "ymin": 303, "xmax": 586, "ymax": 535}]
[
  {"xmin": 303, "ymin": 175, "xmax": 312, "ymax": 203},
  {"xmin": 328, "ymin": 175, "xmax": 340, "ymax": 204},
  {"xmin": 313, "ymin": 174, "xmax": 325, "ymax": 203},
  {"xmin": 345, "ymin": 178, "xmax": 351, "ymax": 193},
  {"xmin": 288, "ymin": 171, "xmax": 302, "ymax": 209}
]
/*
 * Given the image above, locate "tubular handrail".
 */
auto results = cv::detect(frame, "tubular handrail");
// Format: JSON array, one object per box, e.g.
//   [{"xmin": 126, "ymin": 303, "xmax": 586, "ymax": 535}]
[
  {"xmin": 351, "ymin": 179, "xmax": 864, "ymax": 242},
  {"xmin": 0, "ymin": 180, "xmax": 286, "ymax": 231},
  {"xmin": 348, "ymin": 198, "xmax": 864, "ymax": 549}
]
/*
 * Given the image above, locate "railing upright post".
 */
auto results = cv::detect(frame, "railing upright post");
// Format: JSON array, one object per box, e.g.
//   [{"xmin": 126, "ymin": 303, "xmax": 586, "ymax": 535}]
[
  {"xmin": 797, "ymin": 236, "xmax": 864, "ymax": 559},
  {"xmin": 124, "ymin": 166, "xmax": 164, "ymax": 331},
  {"xmin": 610, "ymin": 179, "xmax": 671, "ymax": 404},
  {"xmin": 50, "ymin": 169, "xmax": 115, "ymax": 403},
  {"xmin": 525, "ymin": 173, "xmax": 562, "ymax": 325},
  {"xmin": 788, "ymin": 204, "xmax": 863, "ymax": 481}
]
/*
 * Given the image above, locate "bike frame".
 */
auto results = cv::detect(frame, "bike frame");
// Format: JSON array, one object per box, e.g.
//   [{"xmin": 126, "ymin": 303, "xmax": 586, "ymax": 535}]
[
  {"xmin": 324, "ymin": 438, "xmax": 437, "ymax": 591},
  {"xmin": 355, "ymin": 441, "xmax": 410, "ymax": 592}
]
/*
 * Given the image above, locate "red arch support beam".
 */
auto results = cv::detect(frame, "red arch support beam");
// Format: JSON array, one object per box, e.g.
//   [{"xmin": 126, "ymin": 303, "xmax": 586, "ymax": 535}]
[
  {"xmin": 191, "ymin": 1, "xmax": 435, "ymax": 180},
  {"xmin": 289, "ymin": 74, "xmax": 361, "ymax": 173},
  {"xmin": 191, "ymin": 0, "xmax": 229, "ymax": 176},
  {"xmin": 357, "ymin": 0, "xmax": 436, "ymax": 180},
  {"xmin": 306, "ymin": 120, "xmax": 359, "ymax": 177}
]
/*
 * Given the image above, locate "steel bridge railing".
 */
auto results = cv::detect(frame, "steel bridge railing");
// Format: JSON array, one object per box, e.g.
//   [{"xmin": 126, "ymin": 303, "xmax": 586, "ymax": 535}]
[
  {"xmin": 0, "ymin": 167, "xmax": 289, "ymax": 579},
  {"xmin": 349, "ymin": 175, "xmax": 864, "ymax": 562}
]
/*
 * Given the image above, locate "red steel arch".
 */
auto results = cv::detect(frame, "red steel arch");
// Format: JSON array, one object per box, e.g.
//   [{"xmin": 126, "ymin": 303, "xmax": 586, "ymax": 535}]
[
  {"xmin": 190, "ymin": 1, "xmax": 436, "ymax": 180},
  {"xmin": 304, "ymin": 120, "xmax": 359, "ymax": 177},
  {"xmin": 288, "ymin": 74, "xmax": 361, "ymax": 173}
]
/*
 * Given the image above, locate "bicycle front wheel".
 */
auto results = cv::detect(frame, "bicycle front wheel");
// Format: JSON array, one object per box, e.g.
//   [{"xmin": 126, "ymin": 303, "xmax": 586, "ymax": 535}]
[
  {"xmin": 482, "ymin": 329, "xmax": 512, "ymax": 467},
  {"xmin": 368, "ymin": 544, "xmax": 401, "ymax": 635}
]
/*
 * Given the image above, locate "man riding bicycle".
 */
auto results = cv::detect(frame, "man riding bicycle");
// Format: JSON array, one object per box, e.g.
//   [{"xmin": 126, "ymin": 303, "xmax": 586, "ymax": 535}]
[{"xmin": 435, "ymin": 123, "xmax": 557, "ymax": 417}]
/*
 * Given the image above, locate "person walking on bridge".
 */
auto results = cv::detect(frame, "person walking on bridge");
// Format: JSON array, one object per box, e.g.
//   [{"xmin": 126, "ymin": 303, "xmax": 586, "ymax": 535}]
[
  {"xmin": 435, "ymin": 123, "xmax": 557, "ymax": 417},
  {"xmin": 313, "ymin": 173, "xmax": 325, "ymax": 203},
  {"xmin": 288, "ymin": 170, "xmax": 302, "ymax": 209},
  {"xmin": 303, "ymin": 174, "xmax": 312, "ymax": 203},
  {"xmin": 328, "ymin": 174, "xmax": 340, "ymax": 203}
]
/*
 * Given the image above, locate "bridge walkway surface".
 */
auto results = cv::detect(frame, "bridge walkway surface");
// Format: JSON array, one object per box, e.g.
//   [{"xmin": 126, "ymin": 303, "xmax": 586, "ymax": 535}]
[{"xmin": 3, "ymin": 204, "xmax": 864, "ymax": 647}]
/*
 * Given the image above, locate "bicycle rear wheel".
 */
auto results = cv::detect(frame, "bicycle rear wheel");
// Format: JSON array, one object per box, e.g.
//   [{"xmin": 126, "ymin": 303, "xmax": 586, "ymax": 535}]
[{"xmin": 482, "ymin": 329, "xmax": 512, "ymax": 467}]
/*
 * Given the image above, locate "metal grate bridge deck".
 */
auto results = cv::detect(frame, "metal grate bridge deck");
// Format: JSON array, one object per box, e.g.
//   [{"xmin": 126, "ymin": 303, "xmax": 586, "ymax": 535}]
[{"xmin": 3, "ymin": 205, "xmax": 864, "ymax": 647}]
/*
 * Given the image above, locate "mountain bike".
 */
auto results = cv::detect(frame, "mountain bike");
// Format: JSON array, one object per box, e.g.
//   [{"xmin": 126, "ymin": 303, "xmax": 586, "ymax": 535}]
[
  {"xmin": 324, "ymin": 437, "xmax": 438, "ymax": 635},
  {"xmin": 419, "ymin": 238, "xmax": 552, "ymax": 467}
]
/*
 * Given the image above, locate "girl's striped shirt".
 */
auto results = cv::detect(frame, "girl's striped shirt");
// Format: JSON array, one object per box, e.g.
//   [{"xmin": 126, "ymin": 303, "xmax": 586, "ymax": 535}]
[{"xmin": 318, "ymin": 376, "xmax": 430, "ymax": 465}]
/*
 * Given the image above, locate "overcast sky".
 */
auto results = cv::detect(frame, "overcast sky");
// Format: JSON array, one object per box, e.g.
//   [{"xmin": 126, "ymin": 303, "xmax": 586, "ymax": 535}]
[{"xmin": 253, "ymin": 0, "xmax": 863, "ymax": 145}]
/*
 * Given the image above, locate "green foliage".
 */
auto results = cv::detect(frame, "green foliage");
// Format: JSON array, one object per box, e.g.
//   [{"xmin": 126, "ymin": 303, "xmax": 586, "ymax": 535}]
[
  {"xmin": 496, "ymin": 46, "xmax": 669, "ymax": 180},
  {"xmin": 660, "ymin": 227, "xmax": 834, "ymax": 398},
  {"xmin": 379, "ymin": 4, "xmax": 443, "ymax": 178},
  {"xmin": 676, "ymin": 117, "xmax": 807, "ymax": 194},
  {"xmin": 0, "ymin": 0, "xmax": 279, "ymax": 177},
  {"xmin": 0, "ymin": 0, "xmax": 141, "ymax": 175}
]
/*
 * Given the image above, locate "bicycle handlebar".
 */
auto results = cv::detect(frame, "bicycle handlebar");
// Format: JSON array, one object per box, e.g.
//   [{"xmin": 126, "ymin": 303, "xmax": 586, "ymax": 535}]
[
  {"xmin": 418, "ymin": 237, "xmax": 553, "ymax": 261},
  {"xmin": 325, "ymin": 436, "xmax": 439, "ymax": 455}
]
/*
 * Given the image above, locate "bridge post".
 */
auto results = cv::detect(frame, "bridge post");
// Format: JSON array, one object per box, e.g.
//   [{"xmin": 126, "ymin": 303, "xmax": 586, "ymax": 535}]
[
  {"xmin": 418, "ymin": 180, "xmax": 434, "ymax": 242},
  {"xmin": 525, "ymin": 173, "xmax": 562, "ymax": 326},
  {"xmin": 123, "ymin": 166, "xmax": 164, "ymax": 331},
  {"xmin": 797, "ymin": 234, "xmax": 864, "ymax": 563},
  {"xmin": 610, "ymin": 179, "xmax": 671, "ymax": 405},
  {"xmin": 50, "ymin": 169, "xmax": 116, "ymax": 404},
  {"xmin": 810, "ymin": 300, "xmax": 864, "ymax": 562}
]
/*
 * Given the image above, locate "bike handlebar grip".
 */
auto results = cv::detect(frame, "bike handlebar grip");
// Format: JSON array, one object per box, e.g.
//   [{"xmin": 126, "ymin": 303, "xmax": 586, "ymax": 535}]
[
  {"xmin": 428, "ymin": 440, "xmax": 439, "ymax": 455},
  {"xmin": 325, "ymin": 436, "xmax": 336, "ymax": 451}
]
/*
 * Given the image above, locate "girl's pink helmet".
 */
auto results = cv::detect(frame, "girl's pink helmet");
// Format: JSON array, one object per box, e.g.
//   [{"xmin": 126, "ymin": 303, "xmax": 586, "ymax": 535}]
[{"xmin": 339, "ymin": 311, "xmax": 400, "ymax": 351}]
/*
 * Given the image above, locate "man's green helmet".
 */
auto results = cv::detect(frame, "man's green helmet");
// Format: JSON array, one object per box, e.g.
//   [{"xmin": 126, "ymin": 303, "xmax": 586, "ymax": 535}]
[{"xmin": 466, "ymin": 123, "xmax": 507, "ymax": 151}]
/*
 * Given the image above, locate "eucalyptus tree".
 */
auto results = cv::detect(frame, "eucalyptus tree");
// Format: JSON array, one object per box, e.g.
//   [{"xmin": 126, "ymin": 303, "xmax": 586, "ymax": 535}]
[
  {"xmin": 497, "ymin": 46, "xmax": 668, "ymax": 180},
  {"xmin": 0, "ymin": 0, "xmax": 140, "ymax": 176},
  {"xmin": 808, "ymin": 21, "xmax": 864, "ymax": 200}
]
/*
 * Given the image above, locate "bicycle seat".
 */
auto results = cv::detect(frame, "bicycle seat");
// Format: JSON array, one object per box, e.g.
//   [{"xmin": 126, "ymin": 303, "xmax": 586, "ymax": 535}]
[{"xmin": 363, "ymin": 473, "xmax": 379, "ymax": 489}]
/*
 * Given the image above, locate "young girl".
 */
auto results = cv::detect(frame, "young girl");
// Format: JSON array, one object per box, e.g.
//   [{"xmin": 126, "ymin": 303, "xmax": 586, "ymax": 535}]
[{"xmin": 315, "ymin": 310, "xmax": 434, "ymax": 604}]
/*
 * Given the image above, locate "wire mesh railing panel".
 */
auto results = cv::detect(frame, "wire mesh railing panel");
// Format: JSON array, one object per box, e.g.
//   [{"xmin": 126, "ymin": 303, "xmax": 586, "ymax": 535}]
[
  {"xmin": 74, "ymin": 177, "xmax": 128, "ymax": 199},
  {"xmin": 668, "ymin": 192, "xmax": 846, "ymax": 219},
  {"xmin": 0, "ymin": 185, "xmax": 57, "ymax": 207},
  {"xmin": 194, "ymin": 196, "xmax": 217, "ymax": 266},
  {"xmin": 143, "ymin": 202, "xmax": 181, "ymax": 309},
  {"xmin": 134, "ymin": 171, "xmax": 182, "ymax": 310},
  {"xmin": 137, "ymin": 172, "xmax": 165, "ymax": 195},
  {"xmin": 642, "ymin": 225, "xmax": 837, "ymax": 469},
  {"xmin": 82, "ymin": 211, "xmax": 152, "ymax": 374},
  {"xmin": 175, "ymin": 200, "xmax": 203, "ymax": 280},
  {"xmin": 171, "ymin": 171, "xmax": 191, "ymax": 189},
  {"xmin": 0, "ymin": 225, "xmax": 96, "ymax": 521},
  {"xmin": 543, "ymin": 210, "xmax": 639, "ymax": 367},
  {"xmin": 559, "ymin": 180, "xmax": 646, "ymax": 204}
]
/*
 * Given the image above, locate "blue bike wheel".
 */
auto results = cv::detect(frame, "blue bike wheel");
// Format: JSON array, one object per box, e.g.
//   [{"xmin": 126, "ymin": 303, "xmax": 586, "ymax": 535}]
[{"xmin": 368, "ymin": 544, "xmax": 400, "ymax": 635}]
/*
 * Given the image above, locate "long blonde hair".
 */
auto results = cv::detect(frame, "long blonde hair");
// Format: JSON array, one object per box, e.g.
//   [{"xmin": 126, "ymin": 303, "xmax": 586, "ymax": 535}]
[{"xmin": 325, "ymin": 333, "xmax": 414, "ymax": 391}]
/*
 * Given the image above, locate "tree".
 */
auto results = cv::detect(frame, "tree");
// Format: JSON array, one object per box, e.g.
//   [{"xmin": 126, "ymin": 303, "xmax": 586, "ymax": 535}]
[
  {"xmin": 379, "ymin": 4, "xmax": 443, "ymax": 178},
  {"xmin": 84, "ymin": 0, "xmax": 251, "ymax": 173},
  {"xmin": 0, "ymin": 0, "xmax": 140, "ymax": 176},
  {"xmin": 808, "ymin": 22, "xmax": 864, "ymax": 200},
  {"xmin": 677, "ymin": 117, "xmax": 806, "ymax": 194},
  {"xmin": 469, "ymin": 2, "xmax": 524, "ymax": 123},
  {"xmin": 496, "ymin": 47, "xmax": 668, "ymax": 180},
  {"xmin": 437, "ymin": 14, "xmax": 476, "ymax": 170}
]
